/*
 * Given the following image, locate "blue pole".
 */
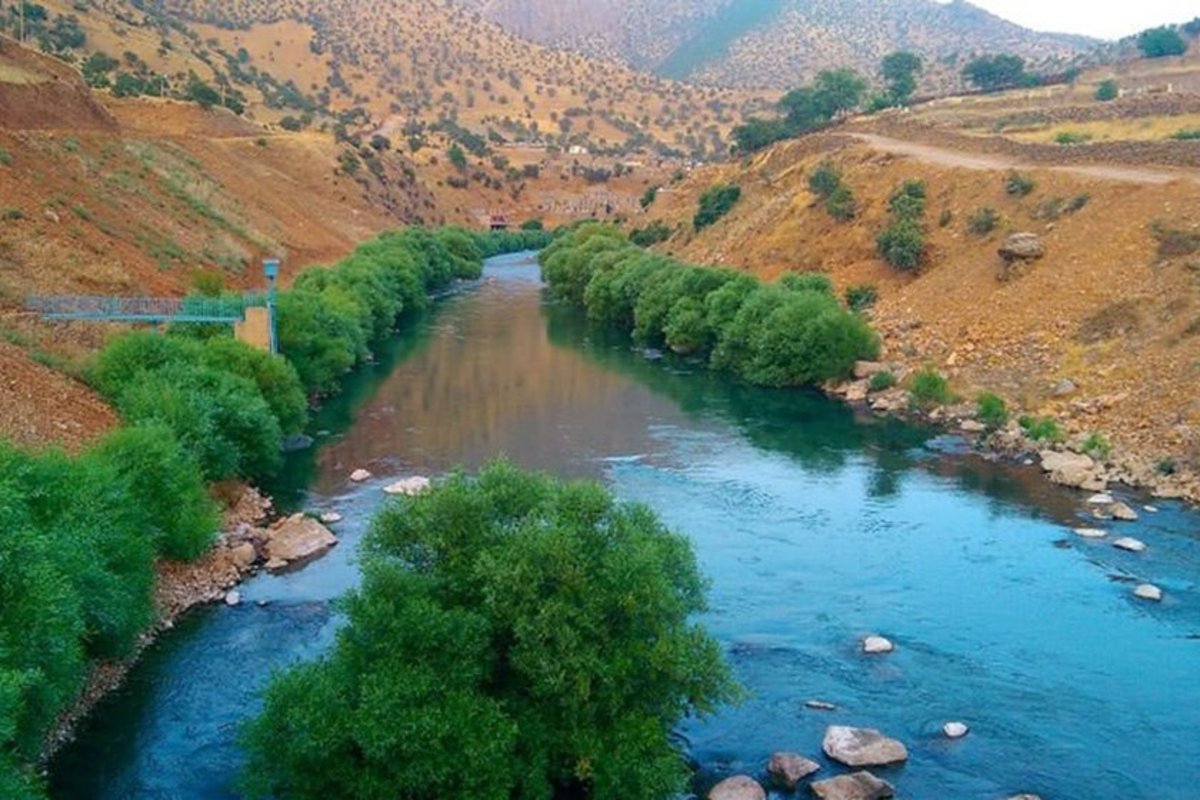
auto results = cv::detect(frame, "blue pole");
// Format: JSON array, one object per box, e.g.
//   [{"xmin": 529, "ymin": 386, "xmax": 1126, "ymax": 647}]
[{"xmin": 264, "ymin": 258, "xmax": 280, "ymax": 355}]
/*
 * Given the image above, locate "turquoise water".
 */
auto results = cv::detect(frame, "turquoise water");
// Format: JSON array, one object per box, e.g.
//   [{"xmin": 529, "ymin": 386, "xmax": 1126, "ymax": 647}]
[{"xmin": 50, "ymin": 253, "xmax": 1200, "ymax": 798}]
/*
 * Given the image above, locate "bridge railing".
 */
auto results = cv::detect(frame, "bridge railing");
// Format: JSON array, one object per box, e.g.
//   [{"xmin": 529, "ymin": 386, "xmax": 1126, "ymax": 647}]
[{"xmin": 26, "ymin": 294, "xmax": 267, "ymax": 324}]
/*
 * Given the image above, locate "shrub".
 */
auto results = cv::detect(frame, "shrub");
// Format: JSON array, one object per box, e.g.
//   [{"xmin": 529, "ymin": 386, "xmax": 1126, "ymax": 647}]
[
  {"xmin": 808, "ymin": 161, "xmax": 842, "ymax": 198},
  {"xmin": 241, "ymin": 461, "xmax": 737, "ymax": 800},
  {"xmin": 1170, "ymin": 129, "xmax": 1200, "ymax": 141},
  {"xmin": 693, "ymin": 184, "xmax": 741, "ymax": 230},
  {"xmin": 845, "ymin": 284, "xmax": 879, "ymax": 312},
  {"xmin": 1055, "ymin": 131, "xmax": 1092, "ymax": 145},
  {"xmin": 1082, "ymin": 433, "xmax": 1113, "ymax": 460},
  {"xmin": 968, "ymin": 207, "xmax": 1000, "ymax": 235},
  {"xmin": 1151, "ymin": 222, "xmax": 1200, "ymax": 258},
  {"xmin": 1, "ymin": 208, "xmax": 24, "ymax": 222},
  {"xmin": 938, "ymin": 209, "xmax": 953, "ymax": 228},
  {"xmin": 1137, "ymin": 26, "xmax": 1187, "ymax": 58},
  {"xmin": 1094, "ymin": 80, "xmax": 1119, "ymax": 102},
  {"xmin": 640, "ymin": 185, "xmax": 660, "ymax": 209},
  {"xmin": 1004, "ymin": 172, "xmax": 1036, "ymax": 197},
  {"xmin": 877, "ymin": 218, "xmax": 925, "ymax": 270},
  {"xmin": 1157, "ymin": 457, "xmax": 1179, "ymax": 476},
  {"xmin": 1019, "ymin": 414, "xmax": 1064, "ymax": 443},
  {"xmin": 629, "ymin": 220, "xmax": 673, "ymax": 247},
  {"xmin": 888, "ymin": 179, "xmax": 927, "ymax": 219},
  {"xmin": 0, "ymin": 147, "xmax": 11, "ymax": 166},
  {"xmin": 869, "ymin": 371, "xmax": 897, "ymax": 392},
  {"xmin": 908, "ymin": 368, "xmax": 956, "ymax": 410},
  {"xmin": 825, "ymin": 185, "xmax": 857, "ymax": 221},
  {"xmin": 1066, "ymin": 194, "xmax": 1091, "ymax": 213},
  {"xmin": 976, "ymin": 392, "xmax": 1009, "ymax": 430},
  {"xmin": 780, "ymin": 272, "xmax": 834, "ymax": 295}
]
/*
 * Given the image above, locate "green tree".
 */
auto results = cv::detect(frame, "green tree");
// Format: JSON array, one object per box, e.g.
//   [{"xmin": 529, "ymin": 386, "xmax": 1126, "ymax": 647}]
[
  {"xmin": 780, "ymin": 68, "xmax": 867, "ymax": 129},
  {"xmin": 1137, "ymin": 26, "xmax": 1188, "ymax": 58},
  {"xmin": 693, "ymin": 184, "xmax": 741, "ymax": 230},
  {"xmin": 881, "ymin": 51, "xmax": 923, "ymax": 104},
  {"xmin": 963, "ymin": 55, "xmax": 1027, "ymax": 92},
  {"xmin": 241, "ymin": 461, "xmax": 737, "ymax": 800},
  {"xmin": 448, "ymin": 143, "xmax": 468, "ymax": 170},
  {"xmin": 1094, "ymin": 79, "xmax": 1119, "ymax": 101}
]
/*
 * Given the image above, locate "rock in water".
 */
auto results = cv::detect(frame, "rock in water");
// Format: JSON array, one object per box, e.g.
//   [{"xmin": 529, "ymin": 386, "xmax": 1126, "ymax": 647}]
[
  {"xmin": 767, "ymin": 752, "xmax": 820, "ymax": 789},
  {"xmin": 264, "ymin": 515, "xmax": 338, "ymax": 573},
  {"xmin": 1005, "ymin": 795, "xmax": 1044, "ymax": 800},
  {"xmin": 810, "ymin": 771, "xmax": 895, "ymax": 800},
  {"xmin": 1110, "ymin": 502, "xmax": 1139, "ymax": 522},
  {"xmin": 1072, "ymin": 527, "xmax": 1107, "ymax": 539},
  {"xmin": 1112, "ymin": 537, "xmax": 1147, "ymax": 553},
  {"xmin": 383, "ymin": 476, "xmax": 432, "ymax": 496},
  {"xmin": 224, "ymin": 590, "xmax": 241, "ymax": 607},
  {"xmin": 823, "ymin": 726, "xmax": 908, "ymax": 767},
  {"xmin": 349, "ymin": 468, "xmax": 372, "ymax": 482},
  {"xmin": 319, "ymin": 511, "xmax": 343, "ymax": 525},
  {"xmin": 806, "ymin": 700, "xmax": 838, "ymax": 711},
  {"xmin": 862, "ymin": 635, "xmax": 894, "ymax": 654},
  {"xmin": 1087, "ymin": 493, "xmax": 1115, "ymax": 505},
  {"xmin": 943, "ymin": 721, "xmax": 969, "ymax": 739},
  {"xmin": 1134, "ymin": 584, "xmax": 1163, "ymax": 602},
  {"xmin": 707, "ymin": 775, "xmax": 766, "ymax": 800}
]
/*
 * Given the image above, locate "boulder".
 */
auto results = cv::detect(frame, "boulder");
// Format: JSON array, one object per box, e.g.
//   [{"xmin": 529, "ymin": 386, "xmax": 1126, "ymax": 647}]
[
  {"xmin": 1072, "ymin": 527, "xmax": 1107, "ymax": 539},
  {"xmin": 942, "ymin": 721, "xmax": 969, "ymax": 739},
  {"xmin": 999, "ymin": 233, "xmax": 1046, "ymax": 262},
  {"xmin": 767, "ymin": 752, "xmax": 820, "ymax": 789},
  {"xmin": 854, "ymin": 361, "xmax": 888, "ymax": 380},
  {"xmin": 844, "ymin": 380, "xmax": 870, "ymax": 403},
  {"xmin": 1005, "ymin": 795, "xmax": 1043, "ymax": 800},
  {"xmin": 805, "ymin": 700, "xmax": 838, "ymax": 711},
  {"xmin": 229, "ymin": 542, "xmax": 257, "ymax": 571},
  {"xmin": 1039, "ymin": 450, "xmax": 1099, "ymax": 489},
  {"xmin": 1110, "ymin": 502, "xmax": 1139, "ymax": 522},
  {"xmin": 264, "ymin": 514, "xmax": 338, "ymax": 573},
  {"xmin": 862, "ymin": 635, "xmax": 894, "ymax": 654},
  {"xmin": 823, "ymin": 726, "xmax": 908, "ymax": 767},
  {"xmin": 319, "ymin": 511, "xmax": 344, "ymax": 525},
  {"xmin": 224, "ymin": 590, "xmax": 241, "ymax": 607},
  {"xmin": 810, "ymin": 771, "xmax": 895, "ymax": 800},
  {"xmin": 1052, "ymin": 379, "xmax": 1078, "ymax": 397},
  {"xmin": 960, "ymin": 420, "xmax": 987, "ymax": 434},
  {"xmin": 1134, "ymin": 584, "xmax": 1163, "ymax": 602},
  {"xmin": 1087, "ymin": 493, "xmax": 1115, "ymax": 505},
  {"xmin": 1112, "ymin": 537, "xmax": 1147, "ymax": 553},
  {"xmin": 349, "ymin": 468, "xmax": 372, "ymax": 482},
  {"xmin": 383, "ymin": 476, "xmax": 432, "ymax": 496},
  {"xmin": 708, "ymin": 775, "xmax": 766, "ymax": 800}
]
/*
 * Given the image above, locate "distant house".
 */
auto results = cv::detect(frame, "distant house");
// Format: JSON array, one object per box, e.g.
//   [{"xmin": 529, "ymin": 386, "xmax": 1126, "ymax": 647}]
[{"xmin": 488, "ymin": 213, "xmax": 511, "ymax": 231}]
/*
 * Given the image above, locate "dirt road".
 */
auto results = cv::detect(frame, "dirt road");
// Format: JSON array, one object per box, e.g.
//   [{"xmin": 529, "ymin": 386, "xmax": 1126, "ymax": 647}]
[{"xmin": 851, "ymin": 133, "xmax": 1200, "ymax": 186}]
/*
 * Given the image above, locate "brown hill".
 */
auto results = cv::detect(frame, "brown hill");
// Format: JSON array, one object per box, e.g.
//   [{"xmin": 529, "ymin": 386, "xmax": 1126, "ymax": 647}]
[
  {"xmin": 456, "ymin": 0, "xmax": 1094, "ymax": 89},
  {"xmin": 0, "ymin": 34, "xmax": 117, "ymax": 130}
]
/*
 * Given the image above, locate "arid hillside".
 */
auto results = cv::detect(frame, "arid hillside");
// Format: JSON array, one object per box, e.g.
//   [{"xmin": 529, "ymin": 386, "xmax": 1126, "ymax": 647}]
[
  {"xmin": 640, "ymin": 60, "xmax": 1200, "ymax": 479},
  {"xmin": 456, "ymin": 0, "xmax": 1093, "ymax": 89}
]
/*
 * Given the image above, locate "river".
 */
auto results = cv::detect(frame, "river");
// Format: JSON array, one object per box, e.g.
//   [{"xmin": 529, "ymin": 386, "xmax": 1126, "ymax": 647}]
[{"xmin": 50, "ymin": 252, "xmax": 1200, "ymax": 799}]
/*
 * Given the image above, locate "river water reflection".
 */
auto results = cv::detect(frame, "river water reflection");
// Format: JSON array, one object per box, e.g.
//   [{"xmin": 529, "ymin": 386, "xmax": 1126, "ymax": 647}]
[{"xmin": 51, "ymin": 252, "xmax": 1200, "ymax": 799}]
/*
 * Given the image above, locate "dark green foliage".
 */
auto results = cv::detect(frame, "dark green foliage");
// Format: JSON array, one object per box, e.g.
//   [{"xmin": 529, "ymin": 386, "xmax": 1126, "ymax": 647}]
[
  {"xmin": 640, "ymin": 185, "xmax": 660, "ymax": 209},
  {"xmin": 1055, "ymin": 131, "xmax": 1091, "ymax": 145},
  {"xmin": 845, "ymin": 284, "xmax": 879, "ymax": 312},
  {"xmin": 968, "ymin": 207, "xmax": 1000, "ymax": 235},
  {"xmin": 963, "ymin": 55, "xmax": 1028, "ymax": 92},
  {"xmin": 1185, "ymin": 18, "xmax": 1200, "ymax": 37},
  {"xmin": 1137, "ymin": 26, "xmax": 1188, "ymax": 58},
  {"xmin": 1004, "ymin": 172, "xmax": 1036, "ymax": 197},
  {"xmin": 1151, "ymin": 222, "xmax": 1200, "ymax": 258},
  {"xmin": 888, "ymin": 180, "xmax": 927, "ymax": 219},
  {"xmin": 868, "ymin": 371, "xmax": 897, "ymax": 392},
  {"xmin": 730, "ymin": 69, "xmax": 867, "ymax": 153},
  {"xmin": 1019, "ymin": 415, "xmax": 1064, "ymax": 443},
  {"xmin": 808, "ymin": 160, "xmax": 842, "ymax": 198},
  {"xmin": 730, "ymin": 116, "xmax": 792, "ymax": 153},
  {"xmin": 976, "ymin": 392, "xmax": 1009, "ymax": 431},
  {"xmin": 1094, "ymin": 80, "xmax": 1119, "ymax": 102},
  {"xmin": 825, "ymin": 185, "xmax": 857, "ymax": 221},
  {"xmin": 881, "ymin": 51, "xmax": 923, "ymax": 104},
  {"xmin": 693, "ymin": 184, "xmax": 742, "ymax": 230},
  {"xmin": 185, "ymin": 77, "xmax": 221, "ymax": 110},
  {"xmin": 877, "ymin": 218, "xmax": 925, "ymax": 270},
  {"xmin": 448, "ymin": 143, "xmax": 468, "ymax": 169},
  {"xmin": 908, "ymin": 368, "xmax": 956, "ymax": 409},
  {"xmin": 1170, "ymin": 129, "xmax": 1200, "ymax": 141},
  {"xmin": 630, "ymin": 220, "xmax": 674, "ymax": 247},
  {"xmin": 542, "ymin": 225, "xmax": 879, "ymax": 388},
  {"xmin": 241, "ymin": 461, "xmax": 736, "ymax": 800}
]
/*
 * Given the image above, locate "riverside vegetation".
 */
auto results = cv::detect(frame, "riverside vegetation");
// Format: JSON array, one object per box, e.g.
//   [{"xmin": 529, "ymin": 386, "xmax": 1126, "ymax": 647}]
[
  {"xmin": 241, "ymin": 460, "xmax": 736, "ymax": 800},
  {"xmin": 540, "ymin": 224, "xmax": 879, "ymax": 388},
  {"xmin": 0, "ymin": 226, "xmax": 549, "ymax": 797}
]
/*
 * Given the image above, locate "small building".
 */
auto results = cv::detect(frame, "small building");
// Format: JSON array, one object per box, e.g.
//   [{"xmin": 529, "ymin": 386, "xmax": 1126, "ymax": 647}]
[{"xmin": 488, "ymin": 213, "xmax": 511, "ymax": 231}]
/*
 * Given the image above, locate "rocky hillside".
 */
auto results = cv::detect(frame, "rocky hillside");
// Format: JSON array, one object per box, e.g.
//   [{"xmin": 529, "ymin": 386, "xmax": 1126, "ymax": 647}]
[{"xmin": 457, "ymin": 0, "xmax": 1094, "ymax": 89}]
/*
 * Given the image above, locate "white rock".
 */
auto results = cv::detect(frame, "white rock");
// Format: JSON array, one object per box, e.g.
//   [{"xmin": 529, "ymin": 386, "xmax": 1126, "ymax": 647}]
[
  {"xmin": 942, "ymin": 722, "xmax": 970, "ymax": 739},
  {"xmin": 960, "ymin": 420, "xmax": 987, "ymax": 434},
  {"xmin": 1143, "ymin": 505, "xmax": 1159, "ymax": 513},
  {"xmin": 1005, "ymin": 795, "xmax": 1044, "ymax": 800},
  {"xmin": 1110, "ymin": 502, "xmax": 1139, "ymax": 522},
  {"xmin": 862, "ymin": 635, "xmax": 895, "ymax": 654},
  {"xmin": 224, "ymin": 590, "xmax": 242, "ymax": 607},
  {"xmin": 1087, "ymin": 493, "xmax": 1115, "ymax": 505},
  {"xmin": 806, "ymin": 700, "xmax": 838, "ymax": 711},
  {"xmin": 383, "ymin": 476, "xmax": 432, "ymax": 496},
  {"xmin": 319, "ymin": 511, "xmax": 343, "ymax": 524},
  {"xmin": 349, "ymin": 468, "xmax": 372, "ymax": 482},
  {"xmin": 1134, "ymin": 584, "xmax": 1163, "ymax": 602},
  {"xmin": 823, "ymin": 726, "xmax": 908, "ymax": 767},
  {"xmin": 1072, "ymin": 527, "xmax": 1107, "ymax": 539},
  {"xmin": 1112, "ymin": 537, "xmax": 1147, "ymax": 553}
]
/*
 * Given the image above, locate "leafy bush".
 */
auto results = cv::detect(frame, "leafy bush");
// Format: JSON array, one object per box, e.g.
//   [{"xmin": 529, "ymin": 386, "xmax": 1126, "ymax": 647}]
[
  {"xmin": 1082, "ymin": 433, "xmax": 1112, "ymax": 460},
  {"xmin": 630, "ymin": 220, "xmax": 673, "ymax": 247},
  {"xmin": 1151, "ymin": 222, "xmax": 1200, "ymax": 258},
  {"xmin": 693, "ymin": 184, "xmax": 742, "ymax": 230},
  {"xmin": 1004, "ymin": 172, "xmax": 1036, "ymax": 197},
  {"xmin": 1094, "ymin": 80, "xmax": 1119, "ymax": 102},
  {"xmin": 825, "ymin": 185, "xmax": 857, "ymax": 221},
  {"xmin": 808, "ymin": 161, "xmax": 842, "ymax": 198},
  {"xmin": 845, "ymin": 284, "xmax": 879, "ymax": 312},
  {"xmin": 1137, "ymin": 26, "xmax": 1188, "ymax": 58},
  {"xmin": 968, "ymin": 207, "xmax": 1000, "ymax": 235},
  {"xmin": 877, "ymin": 218, "xmax": 925, "ymax": 270},
  {"xmin": 869, "ymin": 371, "xmax": 897, "ymax": 392},
  {"xmin": 1019, "ymin": 414, "xmax": 1064, "ymax": 443},
  {"xmin": 241, "ymin": 461, "xmax": 736, "ymax": 800},
  {"xmin": 976, "ymin": 392, "xmax": 1009, "ymax": 430},
  {"xmin": 1055, "ymin": 131, "xmax": 1092, "ymax": 145},
  {"xmin": 640, "ymin": 185, "xmax": 660, "ymax": 209},
  {"xmin": 888, "ymin": 180, "xmax": 927, "ymax": 219},
  {"xmin": 1170, "ymin": 129, "xmax": 1200, "ymax": 141},
  {"xmin": 908, "ymin": 368, "xmax": 956, "ymax": 410}
]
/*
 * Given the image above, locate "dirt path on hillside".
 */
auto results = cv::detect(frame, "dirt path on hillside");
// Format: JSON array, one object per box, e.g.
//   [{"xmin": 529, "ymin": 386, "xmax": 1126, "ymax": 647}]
[{"xmin": 851, "ymin": 133, "xmax": 1200, "ymax": 186}]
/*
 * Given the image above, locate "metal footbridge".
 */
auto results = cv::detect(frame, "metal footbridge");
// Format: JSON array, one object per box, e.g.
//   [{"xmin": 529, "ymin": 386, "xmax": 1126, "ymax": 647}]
[{"xmin": 25, "ymin": 294, "xmax": 266, "ymax": 324}]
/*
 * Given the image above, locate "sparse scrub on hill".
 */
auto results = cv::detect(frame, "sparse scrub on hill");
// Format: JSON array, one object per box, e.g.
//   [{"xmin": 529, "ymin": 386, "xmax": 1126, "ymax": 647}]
[
  {"xmin": 1170, "ymin": 129, "xmax": 1200, "ymax": 141},
  {"xmin": 1019, "ymin": 415, "xmax": 1064, "ymax": 443},
  {"xmin": 241, "ymin": 460, "xmax": 736, "ymax": 800},
  {"xmin": 1055, "ymin": 131, "xmax": 1092, "ymax": 146},
  {"xmin": 845, "ymin": 284, "xmax": 879, "ymax": 313},
  {"xmin": 808, "ymin": 161, "xmax": 843, "ymax": 198},
  {"xmin": 693, "ymin": 184, "xmax": 741, "ymax": 230},
  {"xmin": 1151, "ymin": 222, "xmax": 1200, "ymax": 258},
  {"xmin": 1031, "ymin": 195, "xmax": 1089, "ymax": 221},
  {"xmin": 641, "ymin": 186, "xmax": 660, "ymax": 209},
  {"xmin": 1094, "ymin": 80, "xmax": 1119, "ymax": 102},
  {"xmin": 825, "ymin": 186, "xmax": 857, "ymax": 222},
  {"xmin": 0, "ymin": 148, "xmax": 11, "ymax": 167},
  {"xmin": 1004, "ymin": 172, "xmax": 1036, "ymax": 197},
  {"xmin": 1137, "ymin": 26, "xmax": 1188, "ymax": 59},
  {"xmin": 877, "ymin": 179, "xmax": 928, "ymax": 271},
  {"xmin": 968, "ymin": 207, "xmax": 1000, "ymax": 235},
  {"xmin": 542, "ymin": 225, "xmax": 879, "ymax": 387},
  {"xmin": 630, "ymin": 221, "xmax": 673, "ymax": 247}
]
